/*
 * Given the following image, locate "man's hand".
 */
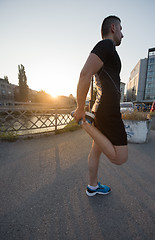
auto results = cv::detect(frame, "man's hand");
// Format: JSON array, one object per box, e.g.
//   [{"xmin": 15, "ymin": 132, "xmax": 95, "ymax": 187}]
[{"xmin": 73, "ymin": 108, "xmax": 86, "ymax": 124}]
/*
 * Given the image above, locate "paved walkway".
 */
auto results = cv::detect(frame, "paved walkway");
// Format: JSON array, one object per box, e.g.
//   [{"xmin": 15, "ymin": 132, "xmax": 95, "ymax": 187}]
[{"xmin": 0, "ymin": 130, "xmax": 155, "ymax": 240}]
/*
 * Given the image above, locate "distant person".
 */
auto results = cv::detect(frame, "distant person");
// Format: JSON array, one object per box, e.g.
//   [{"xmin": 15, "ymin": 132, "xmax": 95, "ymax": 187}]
[{"xmin": 73, "ymin": 15, "xmax": 128, "ymax": 196}]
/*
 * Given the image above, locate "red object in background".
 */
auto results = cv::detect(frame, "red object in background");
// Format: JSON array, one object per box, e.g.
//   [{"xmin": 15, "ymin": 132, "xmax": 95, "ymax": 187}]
[{"xmin": 150, "ymin": 101, "xmax": 155, "ymax": 112}]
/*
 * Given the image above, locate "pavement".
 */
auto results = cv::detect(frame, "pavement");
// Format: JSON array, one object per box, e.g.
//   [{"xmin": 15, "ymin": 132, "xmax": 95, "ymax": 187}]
[{"xmin": 0, "ymin": 129, "xmax": 155, "ymax": 240}]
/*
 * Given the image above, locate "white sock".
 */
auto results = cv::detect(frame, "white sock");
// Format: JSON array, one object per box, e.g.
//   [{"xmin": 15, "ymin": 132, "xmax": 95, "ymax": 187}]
[{"xmin": 88, "ymin": 184, "xmax": 99, "ymax": 190}]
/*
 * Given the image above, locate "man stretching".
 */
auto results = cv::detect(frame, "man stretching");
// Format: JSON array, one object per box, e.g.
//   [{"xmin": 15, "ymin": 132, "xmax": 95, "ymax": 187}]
[{"xmin": 73, "ymin": 15, "xmax": 128, "ymax": 196}]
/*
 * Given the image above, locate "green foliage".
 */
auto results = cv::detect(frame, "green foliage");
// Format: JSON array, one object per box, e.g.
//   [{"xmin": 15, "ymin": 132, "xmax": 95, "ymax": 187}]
[
  {"xmin": 122, "ymin": 110, "xmax": 148, "ymax": 121},
  {"xmin": 0, "ymin": 130, "xmax": 18, "ymax": 142},
  {"xmin": 18, "ymin": 64, "xmax": 29, "ymax": 102},
  {"xmin": 34, "ymin": 90, "xmax": 52, "ymax": 103},
  {"xmin": 4, "ymin": 76, "xmax": 9, "ymax": 83},
  {"xmin": 56, "ymin": 120, "xmax": 81, "ymax": 134}
]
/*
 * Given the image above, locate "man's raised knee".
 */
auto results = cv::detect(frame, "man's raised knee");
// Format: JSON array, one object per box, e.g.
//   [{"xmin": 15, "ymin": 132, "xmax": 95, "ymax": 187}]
[{"xmin": 111, "ymin": 156, "xmax": 128, "ymax": 165}]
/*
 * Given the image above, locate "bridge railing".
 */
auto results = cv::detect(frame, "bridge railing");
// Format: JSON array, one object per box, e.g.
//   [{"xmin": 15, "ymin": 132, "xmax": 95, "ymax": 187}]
[{"xmin": 0, "ymin": 106, "xmax": 74, "ymax": 136}]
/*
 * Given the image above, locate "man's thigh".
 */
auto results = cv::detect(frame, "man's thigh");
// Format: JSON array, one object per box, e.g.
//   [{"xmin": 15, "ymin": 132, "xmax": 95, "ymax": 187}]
[{"xmin": 113, "ymin": 145, "xmax": 128, "ymax": 165}]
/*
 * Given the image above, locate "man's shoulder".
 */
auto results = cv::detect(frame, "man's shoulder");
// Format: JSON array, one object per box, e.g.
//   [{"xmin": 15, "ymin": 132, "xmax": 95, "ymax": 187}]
[
  {"xmin": 91, "ymin": 39, "xmax": 115, "ymax": 62},
  {"xmin": 95, "ymin": 39, "xmax": 114, "ymax": 48}
]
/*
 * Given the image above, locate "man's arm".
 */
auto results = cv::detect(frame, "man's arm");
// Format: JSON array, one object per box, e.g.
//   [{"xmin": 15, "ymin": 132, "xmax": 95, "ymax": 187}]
[{"xmin": 74, "ymin": 53, "xmax": 103, "ymax": 123}]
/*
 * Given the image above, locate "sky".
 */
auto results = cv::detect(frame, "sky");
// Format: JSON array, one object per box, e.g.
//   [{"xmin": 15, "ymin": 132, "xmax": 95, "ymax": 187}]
[{"xmin": 0, "ymin": 0, "xmax": 155, "ymax": 97}]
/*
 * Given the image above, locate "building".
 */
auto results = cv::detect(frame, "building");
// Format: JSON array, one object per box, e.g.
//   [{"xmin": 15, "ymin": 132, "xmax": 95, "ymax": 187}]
[
  {"xmin": 0, "ymin": 78, "xmax": 38, "ymax": 105},
  {"xmin": 126, "ymin": 47, "xmax": 155, "ymax": 103},
  {"xmin": 0, "ymin": 78, "xmax": 14, "ymax": 106},
  {"xmin": 127, "ymin": 59, "xmax": 147, "ymax": 102},
  {"xmin": 144, "ymin": 48, "xmax": 155, "ymax": 100},
  {"xmin": 120, "ymin": 82, "xmax": 125, "ymax": 102}
]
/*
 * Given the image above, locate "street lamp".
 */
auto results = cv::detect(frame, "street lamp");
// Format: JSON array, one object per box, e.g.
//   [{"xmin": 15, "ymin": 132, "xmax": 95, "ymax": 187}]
[{"xmin": 89, "ymin": 75, "xmax": 94, "ymax": 111}]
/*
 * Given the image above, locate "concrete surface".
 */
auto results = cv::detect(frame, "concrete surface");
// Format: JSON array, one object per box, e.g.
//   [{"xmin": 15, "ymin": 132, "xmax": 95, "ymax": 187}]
[{"xmin": 0, "ymin": 129, "xmax": 155, "ymax": 240}]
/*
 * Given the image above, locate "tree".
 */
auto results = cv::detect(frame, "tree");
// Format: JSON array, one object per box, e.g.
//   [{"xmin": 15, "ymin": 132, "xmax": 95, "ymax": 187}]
[
  {"xmin": 69, "ymin": 94, "xmax": 76, "ymax": 105},
  {"xmin": 34, "ymin": 90, "xmax": 52, "ymax": 103},
  {"xmin": 18, "ymin": 64, "xmax": 29, "ymax": 102},
  {"xmin": 4, "ymin": 76, "xmax": 9, "ymax": 83}
]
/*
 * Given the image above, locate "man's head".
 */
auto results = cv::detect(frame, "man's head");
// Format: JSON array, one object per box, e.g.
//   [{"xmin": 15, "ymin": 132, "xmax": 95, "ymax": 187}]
[{"xmin": 101, "ymin": 15, "xmax": 124, "ymax": 46}]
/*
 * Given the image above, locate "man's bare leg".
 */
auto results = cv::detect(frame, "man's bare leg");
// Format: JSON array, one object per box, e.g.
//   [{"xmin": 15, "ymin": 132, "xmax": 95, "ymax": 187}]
[
  {"xmin": 88, "ymin": 141, "xmax": 101, "ymax": 186},
  {"xmin": 88, "ymin": 141, "xmax": 128, "ymax": 187},
  {"xmin": 82, "ymin": 122, "xmax": 128, "ymax": 165}
]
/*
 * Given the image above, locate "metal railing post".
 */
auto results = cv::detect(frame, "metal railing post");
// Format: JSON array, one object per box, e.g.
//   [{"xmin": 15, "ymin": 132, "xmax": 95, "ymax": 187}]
[{"xmin": 55, "ymin": 109, "xmax": 58, "ymax": 134}]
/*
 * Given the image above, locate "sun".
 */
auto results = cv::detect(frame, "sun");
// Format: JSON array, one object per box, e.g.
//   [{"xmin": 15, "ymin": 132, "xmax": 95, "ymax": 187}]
[
  {"xmin": 48, "ymin": 88, "xmax": 64, "ymax": 98},
  {"xmin": 51, "ymin": 93, "xmax": 58, "ymax": 98},
  {"xmin": 31, "ymin": 62, "xmax": 77, "ymax": 98},
  {"xmin": 45, "ymin": 79, "xmax": 70, "ymax": 98}
]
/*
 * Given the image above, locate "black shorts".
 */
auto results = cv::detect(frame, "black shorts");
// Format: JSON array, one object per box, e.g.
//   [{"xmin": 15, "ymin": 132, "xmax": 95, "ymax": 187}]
[{"xmin": 94, "ymin": 99, "xmax": 127, "ymax": 146}]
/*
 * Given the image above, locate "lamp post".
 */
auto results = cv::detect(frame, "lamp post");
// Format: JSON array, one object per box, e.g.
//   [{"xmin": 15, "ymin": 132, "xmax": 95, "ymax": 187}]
[{"xmin": 89, "ymin": 75, "xmax": 94, "ymax": 111}]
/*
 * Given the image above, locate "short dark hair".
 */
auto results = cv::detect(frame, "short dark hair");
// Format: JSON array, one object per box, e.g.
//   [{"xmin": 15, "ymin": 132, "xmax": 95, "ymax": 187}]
[{"xmin": 101, "ymin": 15, "xmax": 121, "ymax": 39}]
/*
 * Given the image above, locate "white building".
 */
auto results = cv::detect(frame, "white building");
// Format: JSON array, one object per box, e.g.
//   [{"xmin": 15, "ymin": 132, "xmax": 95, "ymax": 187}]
[
  {"xmin": 127, "ymin": 59, "xmax": 147, "ymax": 102},
  {"xmin": 127, "ymin": 47, "xmax": 155, "ymax": 103},
  {"xmin": 120, "ymin": 82, "xmax": 125, "ymax": 102}
]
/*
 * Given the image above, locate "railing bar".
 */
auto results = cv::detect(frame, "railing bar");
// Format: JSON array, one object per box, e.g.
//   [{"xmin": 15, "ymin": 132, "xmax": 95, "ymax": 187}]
[{"xmin": 0, "ymin": 107, "xmax": 74, "ymax": 135}]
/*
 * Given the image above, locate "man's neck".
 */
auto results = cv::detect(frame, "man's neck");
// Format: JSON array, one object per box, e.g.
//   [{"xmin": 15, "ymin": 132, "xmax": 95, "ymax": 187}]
[
  {"xmin": 103, "ymin": 33, "xmax": 115, "ymax": 44},
  {"xmin": 103, "ymin": 37, "xmax": 115, "ymax": 46}
]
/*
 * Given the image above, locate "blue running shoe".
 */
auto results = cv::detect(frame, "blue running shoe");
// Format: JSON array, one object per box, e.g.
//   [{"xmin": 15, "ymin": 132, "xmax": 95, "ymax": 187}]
[
  {"xmin": 71, "ymin": 111, "xmax": 95, "ymax": 126},
  {"xmin": 86, "ymin": 182, "xmax": 111, "ymax": 196}
]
